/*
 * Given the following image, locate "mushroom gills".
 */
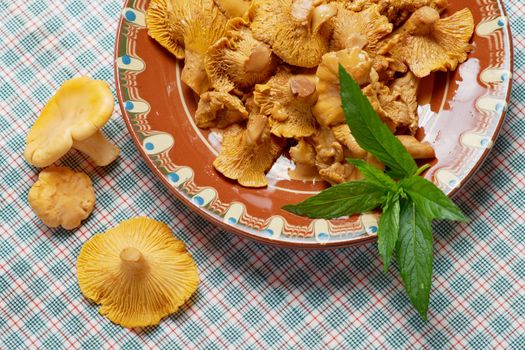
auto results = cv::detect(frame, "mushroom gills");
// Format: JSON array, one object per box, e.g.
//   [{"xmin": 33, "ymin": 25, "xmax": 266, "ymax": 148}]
[
  {"xmin": 213, "ymin": 116, "xmax": 284, "ymax": 188},
  {"xmin": 77, "ymin": 217, "xmax": 199, "ymax": 328}
]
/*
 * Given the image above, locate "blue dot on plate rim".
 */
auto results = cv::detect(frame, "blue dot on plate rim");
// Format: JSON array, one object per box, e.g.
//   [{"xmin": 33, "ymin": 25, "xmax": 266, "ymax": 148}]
[
  {"xmin": 227, "ymin": 217, "xmax": 237, "ymax": 224},
  {"xmin": 168, "ymin": 173, "xmax": 180, "ymax": 183},
  {"xmin": 498, "ymin": 19, "xmax": 505, "ymax": 27},
  {"xmin": 125, "ymin": 101, "xmax": 134, "ymax": 111},
  {"xmin": 369, "ymin": 226, "xmax": 378, "ymax": 234},
  {"xmin": 262, "ymin": 229, "xmax": 273, "ymax": 237},
  {"xmin": 125, "ymin": 10, "xmax": 136, "ymax": 22},
  {"xmin": 144, "ymin": 142, "xmax": 154, "ymax": 151},
  {"xmin": 501, "ymin": 72, "xmax": 509, "ymax": 81},
  {"xmin": 449, "ymin": 179, "xmax": 457, "ymax": 187},
  {"xmin": 495, "ymin": 103, "xmax": 505, "ymax": 113},
  {"xmin": 193, "ymin": 196, "xmax": 205, "ymax": 206},
  {"xmin": 317, "ymin": 232, "xmax": 330, "ymax": 241},
  {"xmin": 121, "ymin": 55, "xmax": 131, "ymax": 65},
  {"xmin": 480, "ymin": 138, "xmax": 490, "ymax": 147}
]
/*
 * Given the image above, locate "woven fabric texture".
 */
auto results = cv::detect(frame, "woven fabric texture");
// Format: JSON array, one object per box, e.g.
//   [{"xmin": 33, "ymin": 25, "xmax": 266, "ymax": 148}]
[{"xmin": 0, "ymin": 1, "xmax": 524, "ymax": 349}]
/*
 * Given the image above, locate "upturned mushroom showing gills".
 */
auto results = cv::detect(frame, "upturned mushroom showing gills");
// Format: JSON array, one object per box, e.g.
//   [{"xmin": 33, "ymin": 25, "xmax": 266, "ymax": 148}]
[
  {"xmin": 254, "ymin": 69, "xmax": 319, "ymax": 138},
  {"xmin": 77, "ymin": 217, "xmax": 199, "ymax": 328},
  {"xmin": 146, "ymin": 0, "xmax": 227, "ymax": 94},
  {"xmin": 24, "ymin": 77, "xmax": 120, "ymax": 168},
  {"xmin": 387, "ymin": 6, "xmax": 474, "ymax": 78},
  {"xmin": 213, "ymin": 114, "xmax": 284, "ymax": 187},
  {"xmin": 28, "ymin": 167, "xmax": 96, "ymax": 230},
  {"xmin": 205, "ymin": 18, "xmax": 279, "ymax": 93},
  {"xmin": 249, "ymin": 0, "xmax": 338, "ymax": 68},
  {"xmin": 195, "ymin": 91, "xmax": 249, "ymax": 129},
  {"xmin": 331, "ymin": 4, "xmax": 392, "ymax": 53}
]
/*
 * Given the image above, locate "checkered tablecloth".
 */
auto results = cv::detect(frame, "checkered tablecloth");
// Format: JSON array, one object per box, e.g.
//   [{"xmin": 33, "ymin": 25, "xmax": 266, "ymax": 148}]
[{"xmin": 0, "ymin": 1, "xmax": 523, "ymax": 349}]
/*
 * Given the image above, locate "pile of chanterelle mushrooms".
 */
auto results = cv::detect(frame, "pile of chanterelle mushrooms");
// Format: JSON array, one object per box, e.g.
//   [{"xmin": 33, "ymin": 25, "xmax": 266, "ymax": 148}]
[{"xmin": 146, "ymin": 0, "xmax": 474, "ymax": 188}]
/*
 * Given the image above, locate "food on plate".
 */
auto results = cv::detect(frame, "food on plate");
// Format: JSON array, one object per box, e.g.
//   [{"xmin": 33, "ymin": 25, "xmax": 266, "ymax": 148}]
[
  {"xmin": 331, "ymin": 4, "xmax": 393, "ymax": 52},
  {"xmin": 362, "ymin": 71, "xmax": 420, "ymax": 133},
  {"xmin": 313, "ymin": 47, "xmax": 373, "ymax": 126},
  {"xmin": 28, "ymin": 167, "xmax": 96, "ymax": 230},
  {"xmin": 146, "ymin": 0, "xmax": 228, "ymax": 94},
  {"xmin": 214, "ymin": 0, "xmax": 251, "ymax": 18},
  {"xmin": 195, "ymin": 91, "xmax": 249, "ymax": 128},
  {"xmin": 24, "ymin": 77, "xmax": 119, "ymax": 168},
  {"xmin": 213, "ymin": 114, "xmax": 285, "ymax": 187},
  {"xmin": 254, "ymin": 69, "xmax": 319, "ymax": 138},
  {"xmin": 77, "ymin": 217, "xmax": 199, "ymax": 328},
  {"xmin": 146, "ymin": 0, "xmax": 475, "ymax": 188},
  {"xmin": 397, "ymin": 135, "xmax": 436, "ymax": 159},
  {"xmin": 205, "ymin": 18, "xmax": 279, "ymax": 93},
  {"xmin": 248, "ymin": 0, "xmax": 337, "ymax": 68},
  {"xmin": 386, "ymin": 7, "xmax": 475, "ymax": 78}
]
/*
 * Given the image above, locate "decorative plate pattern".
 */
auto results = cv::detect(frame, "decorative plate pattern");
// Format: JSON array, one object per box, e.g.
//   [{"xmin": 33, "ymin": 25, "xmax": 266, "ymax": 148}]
[{"xmin": 115, "ymin": 0, "xmax": 513, "ymax": 248}]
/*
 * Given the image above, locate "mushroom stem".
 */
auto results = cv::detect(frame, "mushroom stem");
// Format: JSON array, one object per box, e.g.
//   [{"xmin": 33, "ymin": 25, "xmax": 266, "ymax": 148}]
[
  {"xmin": 72, "ymin": 130, "xmax": 120, "ymax": 166},
  {"xmin": 120, "ymin": 247, "xmax": 148, "ymax": 275},
  {"xmin": 244, "ymin": 115, "xmax": 268, "ymax": 147},
  {"xmin": 406, "ymin": 7, "xmax": 440, "ymax": 36},
  {"xmin": 291, "ymin": 0, "xmax": 315, "ymax": 24},
  {"xmin": 245, "ymin": 45, "xmax": 273, "ymax": 73},
  {"xmin": 311, "ymin": 4, "xmax": 337, "ymax": 33},
  {"xmin": 181, "ymin": 51, "xmax": 210, "ymax": 94},
  {"xmin": 289, "ymin": 76, "xmax": 317, "ymax": 101},
  {"xmin": 397, "ymin": 135, "xmax": 436, "ymax": 159},
  {"xmin": 121, "ymin": 247, "xmax": 143, "ymax": 262}
]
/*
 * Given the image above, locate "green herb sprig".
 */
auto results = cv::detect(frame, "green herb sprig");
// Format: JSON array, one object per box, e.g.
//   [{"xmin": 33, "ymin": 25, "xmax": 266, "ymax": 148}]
[{"xmin": 283, "ymin": 66, "xmax": 467, "ymax": 319}]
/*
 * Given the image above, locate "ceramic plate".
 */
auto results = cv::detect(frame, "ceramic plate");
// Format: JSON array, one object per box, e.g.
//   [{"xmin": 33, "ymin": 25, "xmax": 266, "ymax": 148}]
[{"xmin": 115, "ymin": 0, "xmax": 513, "ymax": 248}]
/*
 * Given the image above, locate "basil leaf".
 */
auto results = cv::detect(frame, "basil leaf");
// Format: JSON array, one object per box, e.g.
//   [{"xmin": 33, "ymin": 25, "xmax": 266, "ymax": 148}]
[
  {"xmin": 282, "ymin": 181, "xmax": 387, "ymax": 219},
  {"xmin": 397, "ymin": 200, "xmax": 433, "ymax": 320},
  {"xmin": 378, "ymin": 192, "xmax": 400, "ymax": 272},
  {"xmin": 347, "ymin": 158, "xmax": 396, "ymax": 190},
  {"xmin": 400, "ymin": 176, "xmax": 468, "ymax": 222},
  {"xmin": 339, "ymin": 65, "xmax": 418, "ymax": 179}
]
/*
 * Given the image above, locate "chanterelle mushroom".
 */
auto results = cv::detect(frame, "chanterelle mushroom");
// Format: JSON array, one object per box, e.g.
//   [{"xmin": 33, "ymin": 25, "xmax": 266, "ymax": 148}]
[
  {"xmin": 363, "ymin": 72, "xmax": 420, "ymax": 134},
  {"xmin": 331, "ymin": 124, "xmax": 367, "ymax": 159},
  {"xmin": 288, "ymin": 139, "xmax": 319, "ymax": 180},
  {"xmin": 24, "ymin": 77, "xmax": 120, "ymax": 168},
  {"xmin": 213, "ymin": 114, "xmax": 284, "ymax": 187},
  {"xmin": 319, "ymin": 162, "xmax": 358, "ymax": 185},
  {"xmin": 345, "ymin": 0, "xmax": 448, "ymax": 26},
  {"xmin": 386, "ymin": 7, "xmax": 474, "ymax": 78},
  {"xmin": 312, "ymin": 47, "xmax": 373, "ymax": 126},
  {"xmin": 146, "ymin": 0, "xmax": 227, "ymax": 93},
  {"xmin": 28, "ymin": 167, "xmax": 95, "ymax": 230},
  {"xmin": 331, "ymin": 4, "xmax": 392, "ymax": 53},
  {"xmin": 249, "ymin": 0, "xmax": 338, "ymax": 68},
  {"xmin": 77, "ymin": 217, "xmax": 199, "ymax": 328},
  {"xmin": 195, "ymin": 91, "xmax": 249, "ymax": 129},
  {"xmin": 382, "ymin": 0, "xmax": 449, "ymax": 26},
  {"xmin": 308, "ymin": 126, "xmax": 361, "ymax": 185},
  {"xmin": 254, "ymin": 69, "xmax": 319, "ymax": 138},
  {"xmin": 312, "ymin": 126, "xmax": 344, "ymax": 169},
  {"xmin": 206, "ymin": 18, "xmax": 279, "ymax": 93},
  {"xmin": 214, "ymin": 0, "xmax": 251, "ymax": 18},
  {"xmin": 397, "ymin": 135, "xmax": 435, "ymax": 159}
]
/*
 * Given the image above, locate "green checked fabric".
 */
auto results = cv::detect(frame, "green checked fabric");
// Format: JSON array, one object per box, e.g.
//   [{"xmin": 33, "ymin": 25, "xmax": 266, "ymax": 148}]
[{"xmin": 0, "ymin": 1, "xmax": 524, "ymax": 349}]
